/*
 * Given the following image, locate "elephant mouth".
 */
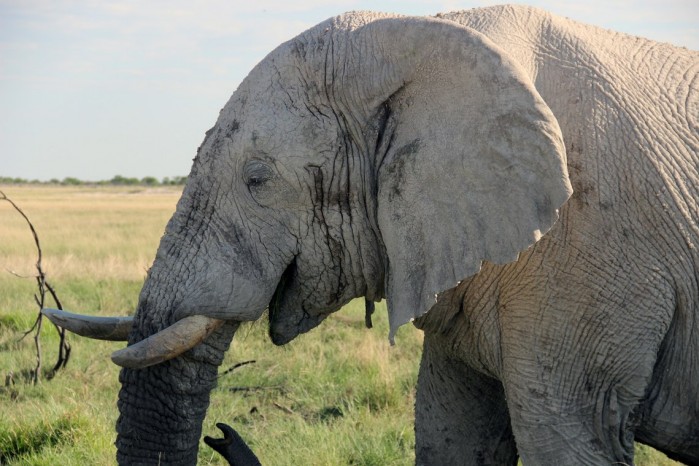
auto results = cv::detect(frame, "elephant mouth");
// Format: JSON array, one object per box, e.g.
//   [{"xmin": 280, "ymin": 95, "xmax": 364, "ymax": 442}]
[
  {"xmin": 267, "ymin": 258, "xmax": 332, "ymax": 345},
  {"xmin": 269, "ymin": 257, "xmax": 297, "ymax": 324}
]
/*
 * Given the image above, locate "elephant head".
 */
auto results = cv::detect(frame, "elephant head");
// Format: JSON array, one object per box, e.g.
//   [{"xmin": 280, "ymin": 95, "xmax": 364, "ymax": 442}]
[{"xmin": 44, "ymin": 12, "xmax": 571, "ymax": 464}]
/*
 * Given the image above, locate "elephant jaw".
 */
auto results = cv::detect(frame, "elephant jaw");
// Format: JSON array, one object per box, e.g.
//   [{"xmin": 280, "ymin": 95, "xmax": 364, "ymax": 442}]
[{"xmin": 42, "ymin": 308, "xmax": 229, "ymax": 369}]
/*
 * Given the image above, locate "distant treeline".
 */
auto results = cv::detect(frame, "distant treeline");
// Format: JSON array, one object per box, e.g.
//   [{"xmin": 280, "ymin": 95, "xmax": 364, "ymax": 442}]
[{"xmin": 0, "ymin": 175, "xmax": 187, "ymax": 186}]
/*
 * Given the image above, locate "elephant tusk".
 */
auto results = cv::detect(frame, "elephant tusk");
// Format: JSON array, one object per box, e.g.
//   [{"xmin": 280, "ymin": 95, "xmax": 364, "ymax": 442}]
[
  {"xmin": 41, "ymin": 308, "xmax": 133, "ymax": 341},
  {"xmin": 111, "ymin": 315, "xmax": 225, "ymax": 369}
]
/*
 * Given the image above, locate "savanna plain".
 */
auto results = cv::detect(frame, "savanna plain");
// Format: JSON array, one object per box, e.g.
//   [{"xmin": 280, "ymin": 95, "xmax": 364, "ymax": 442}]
[{"xmin": 0, "ymin": 185, "xmax": 682, "ymax": 465}]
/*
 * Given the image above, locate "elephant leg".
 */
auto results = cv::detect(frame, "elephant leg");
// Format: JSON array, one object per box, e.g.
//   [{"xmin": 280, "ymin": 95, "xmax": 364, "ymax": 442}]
[
  {"xmin": 499, "ymin": 303, "xmax": 658, "ymax": 465},
  {"xmin": 504, "ymin": 381, "xmax": 638, "ymax": 465},
  {"xmin": 415, "ymin": 333, "xmax": 518, "ymax": 466},
  {"xmin": 498, "ymin": 312, "xmax": 643, "ymax": 465}
]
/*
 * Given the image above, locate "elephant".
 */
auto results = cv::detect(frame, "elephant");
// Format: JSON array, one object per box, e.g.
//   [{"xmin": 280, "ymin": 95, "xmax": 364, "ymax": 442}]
[{"xmin": 43, "ymin": 4, "xmax": 699, "ymax": 465}]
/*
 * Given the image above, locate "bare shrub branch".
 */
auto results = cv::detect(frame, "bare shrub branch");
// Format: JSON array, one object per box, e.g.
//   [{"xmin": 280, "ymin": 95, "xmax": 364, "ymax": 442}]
[{"xmin": 1, "ymin": 190, "xmax": 71, "ymax": 383}]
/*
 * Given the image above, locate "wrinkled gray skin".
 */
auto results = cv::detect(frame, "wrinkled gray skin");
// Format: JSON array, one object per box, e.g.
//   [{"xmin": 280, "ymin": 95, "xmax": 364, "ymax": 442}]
[
  {"xmin": 414, "ymin": 6, "xmax": 699, "ymax": 466},
  {"xmin": 114, "ymin": 5, "xmax": 698, "ymax": 465}
]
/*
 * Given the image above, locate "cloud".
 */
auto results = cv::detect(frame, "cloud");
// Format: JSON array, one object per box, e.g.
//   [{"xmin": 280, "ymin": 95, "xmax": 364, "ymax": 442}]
[{"xmin": 0, "ymin": 0, "xmax": 696, "ymax": 181}]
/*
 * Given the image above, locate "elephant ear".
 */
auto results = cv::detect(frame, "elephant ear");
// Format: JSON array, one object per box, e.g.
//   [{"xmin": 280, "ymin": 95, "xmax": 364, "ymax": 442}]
[{"xmin": 328, "ymin": 15, "xmax": 572, "ymax": 341}]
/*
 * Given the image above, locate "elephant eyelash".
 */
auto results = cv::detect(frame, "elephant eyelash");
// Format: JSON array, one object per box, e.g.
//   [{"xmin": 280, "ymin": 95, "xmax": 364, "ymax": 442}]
[
  {"xmin": 243, "ymin": 161, "xmax": 275, "ymax": 187},
  {"xmin": 247, "ymin": 175, "xmax": 267, "ymax": 187}
]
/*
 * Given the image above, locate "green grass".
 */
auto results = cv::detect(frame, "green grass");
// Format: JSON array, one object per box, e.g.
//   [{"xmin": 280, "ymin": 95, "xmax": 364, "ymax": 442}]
[
  {"xmin": 0, "ymin": 185, "xmax": 683, "ymax": 465},
  {"xmin": 199, "ymin": 305, "xmax": 421, "ymax": 466}
]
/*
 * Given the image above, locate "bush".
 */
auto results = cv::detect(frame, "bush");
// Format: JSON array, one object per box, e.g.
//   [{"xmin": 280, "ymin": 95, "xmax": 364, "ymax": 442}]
[
  {"xmin": 61, "ymin": 177, "xmax": 82, "ymax": 185},
  {"xmin": 0, "ymin": 175, "xmax": 187, "ymax": 186},
  {"xmin": 0, "ymin": 177, "xmax": 28, "ymax": 184},
  {"xmin": 141, "ymin": 177, "xmax": 160, "ymax": 186},
  {"xmin": 109, "ymin": 175, "xmax": 140, "ymax": 186}
]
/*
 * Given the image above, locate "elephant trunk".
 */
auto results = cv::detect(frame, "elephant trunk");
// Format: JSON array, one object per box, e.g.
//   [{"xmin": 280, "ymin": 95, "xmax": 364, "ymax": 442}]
[
  {"xmin": 112, "ymin": 167, "xmax": 278, "ymax": 464},
  {"xmin": 115, "ymin": 312, "xmax": 238, "ymax": 464},
  {"xmin": 113, "ymin": 225, "xmax": 242, "ymax": 464}
]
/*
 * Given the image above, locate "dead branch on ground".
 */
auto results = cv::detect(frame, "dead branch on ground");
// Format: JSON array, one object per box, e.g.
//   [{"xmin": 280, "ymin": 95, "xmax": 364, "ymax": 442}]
[
  {"xmin": 218, "ymin": 360, "xmax": 257, "ymax": 378},
  {"xmin": 1, "ymin": 190, "xmax": 71, "ymax": 383}
]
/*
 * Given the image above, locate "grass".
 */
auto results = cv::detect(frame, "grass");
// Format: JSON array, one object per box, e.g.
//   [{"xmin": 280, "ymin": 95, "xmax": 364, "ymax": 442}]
[{"xmin": 0, "ymin": 185, "xmax": 682, "ymax": 465}]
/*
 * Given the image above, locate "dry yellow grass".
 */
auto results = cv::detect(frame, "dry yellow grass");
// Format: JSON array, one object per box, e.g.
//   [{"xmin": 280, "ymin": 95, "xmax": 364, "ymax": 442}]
[{"xmin": 0, "ymin": 185, "xmax": 181, "ymax": 281}]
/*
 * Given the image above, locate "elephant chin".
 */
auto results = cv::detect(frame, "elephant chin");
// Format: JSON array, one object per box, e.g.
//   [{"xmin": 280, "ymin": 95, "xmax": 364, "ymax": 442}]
[{"xmin": 269, "ymin": 309, "xmax": 330, "ymax": 345}]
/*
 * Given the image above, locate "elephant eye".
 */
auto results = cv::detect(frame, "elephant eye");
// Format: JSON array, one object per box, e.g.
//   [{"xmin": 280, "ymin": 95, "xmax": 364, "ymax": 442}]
[{"xmin": 243, "ymin": 160, "xmax": 275, "ymax": 188}]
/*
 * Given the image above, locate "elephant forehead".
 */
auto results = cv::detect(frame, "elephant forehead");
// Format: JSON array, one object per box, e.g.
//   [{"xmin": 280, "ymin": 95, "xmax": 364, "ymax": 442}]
[{"xmin": 216, "ymin": 102, "xmax": 336, "ymax": 165}]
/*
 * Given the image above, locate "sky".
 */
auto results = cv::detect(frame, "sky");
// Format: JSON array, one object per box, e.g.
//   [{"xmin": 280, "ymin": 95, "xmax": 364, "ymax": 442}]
[{"xmin": 1, "ymin": 0, "xmax": 697, "ymax": 182}]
